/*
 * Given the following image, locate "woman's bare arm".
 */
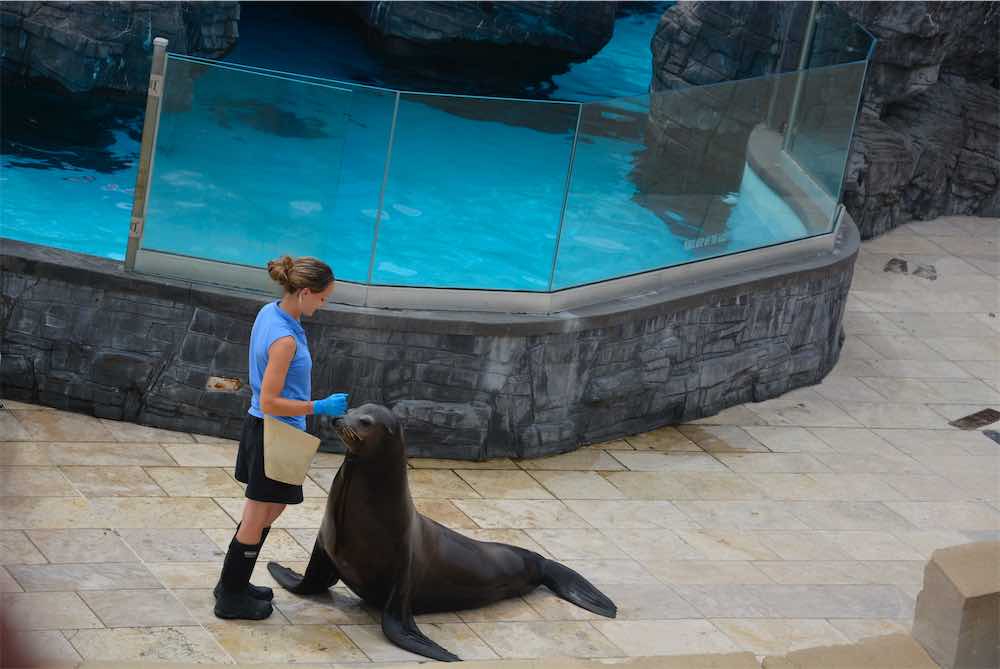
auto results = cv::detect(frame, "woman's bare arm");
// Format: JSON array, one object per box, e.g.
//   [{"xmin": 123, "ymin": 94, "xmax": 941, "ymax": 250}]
[{"xmin": 258, "ymin": 337, "xmax": 314, "ymax": 416}]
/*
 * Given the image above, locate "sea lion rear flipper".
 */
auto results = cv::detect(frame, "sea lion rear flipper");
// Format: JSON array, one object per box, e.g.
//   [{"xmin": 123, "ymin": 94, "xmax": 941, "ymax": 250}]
[
  {"xmin": 382, "ymin": 582, "xmax": 460, "ymax": 662},
  {"xmin": 267, "ymin": 539, "xmax": 339, "ymax": 595},
  {"xmin": 542, "ymin": 559, "xmax": 617, "ymax": 618}
]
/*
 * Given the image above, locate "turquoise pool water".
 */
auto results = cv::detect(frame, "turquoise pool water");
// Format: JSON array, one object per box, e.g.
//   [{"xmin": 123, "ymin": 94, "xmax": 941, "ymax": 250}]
[{"xmin": 0, "ymin": 4, "xmax": 824, "ymax": 291}]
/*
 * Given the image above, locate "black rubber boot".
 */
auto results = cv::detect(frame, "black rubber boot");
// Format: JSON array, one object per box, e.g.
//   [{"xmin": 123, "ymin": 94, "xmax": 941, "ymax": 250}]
[
  {"xmin": 214, "ymin": 526, "xmax": 274, "ymax": 601},
  {"xmin": 213, "ymin": 534, "xmax": 273, "ymax": 620}
]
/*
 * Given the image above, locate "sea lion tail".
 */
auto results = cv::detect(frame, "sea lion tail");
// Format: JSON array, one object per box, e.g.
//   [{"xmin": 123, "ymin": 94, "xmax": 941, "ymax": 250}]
[{"xmin": 541, "ymin": 559, "xmax": 617, "ymax": 618}]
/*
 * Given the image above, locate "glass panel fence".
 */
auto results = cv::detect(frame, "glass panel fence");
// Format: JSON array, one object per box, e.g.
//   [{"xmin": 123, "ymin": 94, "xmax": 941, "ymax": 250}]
[
  {"xmin": 141, "ymin": 55, "xmax": 389, "ymax": 283},
  {"xmin": 552, "ymin": 64, "xmax": 860, "ymax": 290},
  {"xmin": 371, "ymin": 93, "xmax": 579, "ymax": 290}
]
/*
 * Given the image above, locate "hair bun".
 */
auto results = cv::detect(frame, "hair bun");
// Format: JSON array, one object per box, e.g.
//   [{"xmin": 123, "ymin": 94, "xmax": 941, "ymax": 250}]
[{"xmin": 267, "ymin": 255, "xmax": 295, "ymax": 287}]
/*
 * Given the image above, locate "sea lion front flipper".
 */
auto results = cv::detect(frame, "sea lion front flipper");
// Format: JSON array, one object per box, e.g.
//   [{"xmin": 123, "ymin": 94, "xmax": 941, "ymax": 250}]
[
  {"xmin": 267, "ymin": 539, "xmax": 339, "ymax": 595},
  {"xmin": 382, "ymin": 581, "xmax": 460, "ymax": 662}
]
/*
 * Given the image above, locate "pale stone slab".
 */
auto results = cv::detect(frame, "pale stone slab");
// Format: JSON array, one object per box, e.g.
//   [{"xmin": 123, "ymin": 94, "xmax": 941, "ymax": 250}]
[
  {"xmin": 672, "ymin": 584, "xmax": 914, "ymax": 618},
  {"xmin": 602, "ymin": 528, "xmax": 704, "ymax": 562},
  {"xmin": 306, "ymin": 467, "xmax": 336, "ymax": 493},
  {"xmin": 868, "ymin": 359, "xmax": 971, "ymax": 379},
  {"xmin": 0, "ymin": 565, "xmax": 21, "ymax": 592},
  {"xmin": 45, "ymin": 442, "xmax": 175, "ymax": 466},
  {"xmin": 565, "ymin": 500, "xmax": 698, "ymax": 529},
  {"xmin": 68, "ymin": 626, "xmax": 231, "ymax": 663},
  {"xmin": 826, "ymin": 618, "xmax": 912, "ymax": 643},
  {"xmin": 818, "ymin": 531, "xmax": 924, "ymax": 561},
  {"xmin": 810, "ymin": 452, "xmax": 928, "ymax": 475},
  {"xmin": 786, "ymin": 502, "xmax": 916, "ymax": 531},
  {"xmin": 715, "ymin": 453, "xmax": 831, "ymax": 474},
  {"xmin": 144, "ymin": 466, "xmax": 244, "ymax": 497},
  {"xmin": 271, "ymin": 588, "xmax": 375, "ymax": 625},
  {"xmin": 671, "ymin": 472, "xmax": 768, "ymax": 500},
  {"xmin": 454, "ymin": 528, "xmax": 550, "ymax": 557},
  {"xmin": 884, "ymin": 501, "xmax": 1000, "ymax": 530},
  {"xmin": 408, "ymin": 469, "xmax": 479, "ymax": 498},
  {"xmin": 603, "ymin": 471, "xmax": 692, "ymax": 500},
  {"xmin": 741, "ymin": 427, "xmax": 832, "ymax": 453},
  {"xmin": 528, "ymin": 471, "xmax": 625, "ymax": 500},
  {"xmin": 893, "ymin": 531, "xmax": 977, "ymax": 560},
  {"xmin": 0, "ymin": 443, "xmax": 52, "ymax": 466},
  {"xmin": 925, "ymin": 336, "xmax": 1000, "ymax": 361},
  {"xmin": 882, "ymin": 474, "xmax": 971, "ymax": 501},
  {"xmin": 745, "ymin": 399, "xmax": 861, "ymax": 428},
  {"xmin": 674, "ymin": 501, "xmax": 810, "ymax": 530},
  {"xmin": 10, "ymin": 410, "xmax": 114, "ymax": 442},
  {"xmin": 609, "ymin": 452, "xmax": 728, "ymax": 472},
  {"xmin": 454, "ymin": 500, "xmax": 588, "ymax": 529},
  {"xmin": 688, "ymin": 405, "xmax": 769, "ymax": 426},
  {"xmin": 594, "ymin": 619, "xmax": 739, "ymax": 656},
  {"xmin": 88, "ymin": 497, "xmax": 236, "ymax": 529},
  {"xmin": 750, "ymin": 531, "xmax": 852, "ymax": 561},
  {"xmin": 80, "ymin": 589, "xmax": 196, "ymax": 627},
  {"xmin": 842, "ymin": 311, "xmax": 907, "ymax": 336},
  {"xmin": 8, "ymin": 562, "xmax": 160, "ymax": 593},
  {"xmin": 457, "ymin": 470, "xmax": 554, "ymax": 499},
  {"xmin": 745, "ymin": 473, "xmax": 904, "ymax": 502},
  {"xmin": 117, "ymin": 528, "xmax": 227, "ymax": 563},
  {"xmin": 524, "ymin": 529, "xmax": 629, "ymax": 560},
  {"xmin": 675, "ymin": 530, "xmax": 781, "ymax": 561},
  {"xmin": 863, "ymin": 377, "xmax": 1000, "ymax": 404},
  {"xmin": 456, "ymin": 596, "xmax": 540, "ymax": 623},
  {"xmin": 754, "ymin": 561, "xmax": 873, "ymax": 586},
  {"xmin": 0, "ymin": 467, "xmax": 77, "ymax": 497},
  {"xmin": 60, "ymin": 466, "xmax": 165, "ymax": 497},
  {"xmin": 677, "ymin": 426, "xmax": 768, "ymax": 453},
  {"xmin": 4, "ymin": 630, "xmax": 81, "ymax": 664},
  {"xmin": 145, "ymin": 561, "xmax": 225, "ymax": 589},
  {"xmin": 467, "ymin": 621, "xmax": 623, "ymax": 658},
  {"xmin": 644, "ymin": 560, "xmax": 771, "ymax": 586},
  {"xmin": 807, "ymin": 428, "xmax": 900, "ymax": 455},
  {"xmin": 712, "ymin": 618, "xmax": 849, "ymax": 656},
  {"xmin": 857, "ymin": 336, "xmax": 946, "ymax": 361},
  {"xmin": 813, "ymin": 375, "xmax": 892, "ymax": 402},
  {"xmin": 163, "ymin": 443, "xmax": 237, "ymax": 467},
  {"xmin": 2, "ymin": 591, "xmax": 103, "ymax": 629},
  {"xmin": 341, "ymin": 622, "xmax": 498, "ymax": 662},
  {"xmin": 558, "ymin": 559, "xmax": 660, "ymax": 585},
  {"xmin": 0, "ymin": 530, "xmax": 46, "ymax": 564},
  {"xmin": 98, "ymin": 419, "xmax": 194, "ymax": 443},
  {"xmin": 0, "ymin": 413, "xmax": 35, "ymax": 442},
  {"xmin": 836, "ymin": 402, "xmax": 950, "ymax": 429},
  {"xmin": 191, "ymin": 433, "xmax": 239, "ymax": 445},
  {"xmin": 0, "ymin": 497, "xmax": 102, "ymax": 530}
]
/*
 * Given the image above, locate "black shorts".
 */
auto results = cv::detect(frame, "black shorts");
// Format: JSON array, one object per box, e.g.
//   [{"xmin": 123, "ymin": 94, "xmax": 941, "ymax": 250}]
[{"xmin": 235, "ymin": 414, "xmax": 304, "ymax": 505}]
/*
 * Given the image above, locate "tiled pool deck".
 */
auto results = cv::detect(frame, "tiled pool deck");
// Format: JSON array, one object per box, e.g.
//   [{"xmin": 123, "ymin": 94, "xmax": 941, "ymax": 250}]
[{"xmin": 1, "ymin": 216, "xmax": 998, "ymax": 666}]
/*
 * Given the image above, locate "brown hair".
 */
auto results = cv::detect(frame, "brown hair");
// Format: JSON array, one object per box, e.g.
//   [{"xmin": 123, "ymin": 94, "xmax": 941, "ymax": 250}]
[{"xmin": 266, "ymin": 255, "xmax": 334, "ymax": 294}]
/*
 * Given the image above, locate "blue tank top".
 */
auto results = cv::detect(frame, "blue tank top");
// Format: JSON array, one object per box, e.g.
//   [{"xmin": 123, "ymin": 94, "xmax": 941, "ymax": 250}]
[{"xmin": 247, "ymin": 301, "xmax": 311, "ymax": 430}]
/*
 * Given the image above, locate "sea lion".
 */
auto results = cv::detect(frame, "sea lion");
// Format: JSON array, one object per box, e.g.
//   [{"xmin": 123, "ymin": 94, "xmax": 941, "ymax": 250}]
[{"xmin": 268, "ymin": 403, "xmax": 616, "ymax": 662}]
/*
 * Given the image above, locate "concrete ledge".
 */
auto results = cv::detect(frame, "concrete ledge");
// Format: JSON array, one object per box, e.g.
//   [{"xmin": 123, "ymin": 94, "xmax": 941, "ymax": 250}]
[{"xmin": 912, "ymin": 541, "xmax": 1000, "ymax": 669}]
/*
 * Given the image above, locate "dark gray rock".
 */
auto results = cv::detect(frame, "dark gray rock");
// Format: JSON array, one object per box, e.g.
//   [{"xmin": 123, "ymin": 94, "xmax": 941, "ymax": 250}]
[
  {"xmin": 646, "ymin": 1, "xmax": 1000, "ymax": 239},
  {"xmin": 345, "ymin": 1, "xmax": 616, "ymax": 59},
  {"xmin": 0, "ymin": 1, "xmax": 239, "ymax": 94}
]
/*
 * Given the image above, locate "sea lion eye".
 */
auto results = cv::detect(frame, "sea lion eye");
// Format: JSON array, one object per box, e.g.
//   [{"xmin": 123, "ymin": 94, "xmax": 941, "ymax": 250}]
[{"xmin": 359, "ymin": 416, "xmax": 373, "ymax": 427}]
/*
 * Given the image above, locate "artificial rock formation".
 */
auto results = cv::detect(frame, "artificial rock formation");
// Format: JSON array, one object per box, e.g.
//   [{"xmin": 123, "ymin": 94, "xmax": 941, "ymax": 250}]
[
  {"xmin": 0, "ymin": 1, "xmax": 239, "ymax": 94},
  {"xmin": 647, "ymin": 1, "xmax": 1000, "ymax": 239}
]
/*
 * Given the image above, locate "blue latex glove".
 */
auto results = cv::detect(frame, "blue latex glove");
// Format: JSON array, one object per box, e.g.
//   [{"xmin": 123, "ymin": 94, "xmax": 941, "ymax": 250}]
[{"xmin": 313, "ymin": 393, "xmax": 349, "ymax": 417}]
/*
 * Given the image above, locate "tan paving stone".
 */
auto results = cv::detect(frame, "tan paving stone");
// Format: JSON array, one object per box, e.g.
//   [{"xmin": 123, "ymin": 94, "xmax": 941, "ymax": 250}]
[
  {"xmin": 453, "ymin": 528, "xmax": 551, "ymax": 556},
  {"xmin": 342, "ymin": 622, "xmax": 498, "ymax": 662},
  {"xmin": 9, "ymin": 410, "xmax": 114, "ymax": 442},
  {"xmin": 862, "ymin": 377, "xmax": 1000, "ymax": 404},
  {"xmin": 211, "ymin": 622, "xmax": 369, "ymax": 663},
  {"xmin": 163, "ymin": 443, "xmax": 237, "ymax": 467},
  {"xmin": 270, "ymin": 588, "xmax": 375, "ymax": 625},
  {"xmin": 716, "ymin": 453, "xmax": 831, "ymax": 474},
  {"xmin": 518, "ymin": 450, "xmax": 626, "ymax": 471},
  {"xmin": 68, "ymin": 626, "xmax": 230, "ymax": 663},
  {"xmin": 856, "ymin": 335, "xmax": 946, "ymax": 361},
  {"xmin": 677, "ymin": 426, "xmax": 768, "ymax": 453},
  {"xmin": 88, "ymin": 497, "xmax": 236, "ymax": 529},
  {"xmin": 565, "ymin": 500, "xmax": 698, "ymax": 529},
  {"xmin": 672, "ymin": 583, "xmax": 914, "ymax": 619},
  {"xmin": 0, "ymin": 497, "xmax": 102, "ymax": 529},
  {"xmin": 751, "ymin": 531, "xmax": 854, "ymax": 561},
  {"xmin": 60, "ymin": 465, "xmax": 165, "ymax": 497},
  {"xmin": 594, "ymin": 619, "xmax": 738, "ymax": 656},
  {"xmin": 688, "ymin": 405, "xmax": 769, "ymax": 426},
  {"xmin": 0, "ymin": 530, "xmax": 46, "ymax": 564},
  {"xmin": 0, "ymin": 412, "xmax": 33, "ymax": 441},
  {"xmin": 97, "ymin": 419, "xmax": 194, "ymax": 443},
  {"xmin": 413, "ymin": 499, "xmax": 479, "ymax": 528},
  {"xmin": 7, "ymin": 562, "xmax": 161, "ymax": 591},
  {"xmin": 171, "ymin": 587, "xmax": 290, "ymax": 625},
  {"xmin": 0, "ymin": 565, "xmax": 21, "ymax": 592},
  {"xmin": 813, "ymin": 376, "xmax": 896, "ymax": 403},
  {"xmin": 144, "ymin": 466, "xmax": 244, "ymax": 497},
  {"xmin": 528, "ymin": 470, "xmax": 625, "ymax": 499},
  {"xmin": 524, "ymin": 529, "xmax": 629, "ymax": 560},
  {"xmin": 457, "ymin": 470, "xmax": 554, "ymax": 499},
  {"xmin": 456, "ymin": 596, "xmax": 540, "ymax": 623},
  {"xmin": 745, "ymin": 398, "xmax": 861, "ymax": 428},
  {"xmin": 609, "ymin": 451, "xmax": 728, "ymax": 472},
  {"xmin": 624, "ymin": 426, "xmax": 701, "ymax": 451},
  {"xmin": 45, "ymin": 442, "xmax": 175, "ymax": 466},
  {"xmin": 674, "ymin": 501, "xmax": 810, "ymax": 530},
  {"xmin": 467, "ymin": 621, "xmax": 623, "ymax": 658},
  {"xmin": 817, "ymin": 531, "xmax": 924, "ymax": 561},
  {"xmin": 453, "ymin": 499, "xmax": 587, "ymax": 529},
  {"xmin": 825, "ymin": 618, "xmax": 912, "ymax": 643},
  {"xmin": 786, "ymin": 501, "xmax": 916, "ymax": 531},
  {"xmin": 602, "ymin": 471, "xmax": 693, "ymax": 500},
  {"xmin": 4, "ymin": 630, "xmax": 81, "ymax": 664},
  {"xmin": 305, "ymin": 467, "xmax": 337, "ymax": 492},
  {"xmin": 741, "ymin": 427, "xmax": 832, "ymax": 453},
  {"xmin": 806, "ymin": 427, "xmax": 900, "ymax": 455},
  {"xmin": 2, "ymin": 591, "xmax": 103, "ymax": 629},
  {"xmin": 558, "ymin": 559, "xmax": 660, "ymax": 585},
  {"xmin": 810, "ymin": 452, "xmax": 927, "ymax": 475},
  {"xmin": 891, "ymin": 530, "xmax": 976, "ymax": 560},
  {"xmin": 883, "ymin": 501, "xmax": 1000, "ymax": 530},
  {"xmin": 118, "ymin": 528, "xmax": 226, "ymax": 562},
  {"xmin": 674, "ymin": 530, "xmax": 781, "ymax": 561},
  {"xmin": 882, "ymin": 474, "xmax": 971, "ymax": 501},
  {"xmin": 644, "ymin": 560, "xmax": 772, "ymax": 585},
  {"xmin": 407, "ymin": 469, "xmax": 479, "ymax": 498},
  {"xmin": 602, "ymin": 529, "xmax": 704, "ymax": 561},
  {"xmin": 191, "ymin": 433, "xmax": 239, "ymax": 445},
  {"xmin": 671, "ymin": 472, "xmax": 769, "ymax": 501},
  {"xmin": 0, "ymin": 443, "xmax": 52, "ymax": 465},
  {"xmin": 835, "ymin": 402, "xmax": 950, "ymax": 429},
  {"xmin": 0, "ymin": 467, "xmax": 77, "ymax": 496},
  {"xmin": 80, "ymin": 589, "xmax": 196, "ymax": 627},
  {"xmin": 872, "ymin": 428, "xmax": 994, "ymax": 456},
  {"xmin": 712, "ymin": 618, "xmax": 848, "ymax": 656}
]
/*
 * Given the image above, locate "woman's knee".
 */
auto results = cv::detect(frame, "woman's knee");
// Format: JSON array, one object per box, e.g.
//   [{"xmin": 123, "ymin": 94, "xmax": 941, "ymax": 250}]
[
  {"xmin": 266, "ymin": 503, "xmax": 286, "ymax": 525},
  {"xmin": 237, "ymin": 501, "xmax": 272, "ymax": 543}
]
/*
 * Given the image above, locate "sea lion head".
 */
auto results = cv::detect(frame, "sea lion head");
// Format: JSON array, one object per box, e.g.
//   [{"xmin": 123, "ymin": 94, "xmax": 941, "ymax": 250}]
[{"xmin": 332, "ymin": 403, "xmax": 401, "ymax": 459}]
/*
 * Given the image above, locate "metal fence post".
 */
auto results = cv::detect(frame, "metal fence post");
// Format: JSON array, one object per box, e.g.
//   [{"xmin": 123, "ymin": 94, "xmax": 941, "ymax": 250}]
[
  {"xmin": 124, "ymin": 37, "xmax": 168, "ymax": 271},
  {"xmin": 547, "ymin": 102, "xmax": 584, "ymax": 293},
  {"xmin": 366, "ymin": 91, "xmax": 401, "ymax": 287},
  {"xmin": 782, "ymin": 0, "xmax": 820, "ymax": 153}
]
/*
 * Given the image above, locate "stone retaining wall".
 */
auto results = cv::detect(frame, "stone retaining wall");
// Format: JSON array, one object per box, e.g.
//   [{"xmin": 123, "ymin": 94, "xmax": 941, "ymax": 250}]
[{"xmin": 1, "ymin": 224, "xmax": 857, "ymax": 459}]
